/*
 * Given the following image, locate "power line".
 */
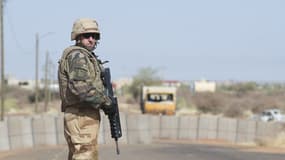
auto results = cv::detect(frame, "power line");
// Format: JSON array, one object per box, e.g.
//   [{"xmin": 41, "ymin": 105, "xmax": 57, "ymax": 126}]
[{"xmin": 5, "ymin": 3, "xmax": 32, "ymax": 55}]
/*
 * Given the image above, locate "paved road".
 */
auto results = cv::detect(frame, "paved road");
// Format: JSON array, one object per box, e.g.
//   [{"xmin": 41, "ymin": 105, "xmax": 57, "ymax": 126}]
[{"xmin": 1, "ymin": 142, "xmax": 284, "ymax": 160}]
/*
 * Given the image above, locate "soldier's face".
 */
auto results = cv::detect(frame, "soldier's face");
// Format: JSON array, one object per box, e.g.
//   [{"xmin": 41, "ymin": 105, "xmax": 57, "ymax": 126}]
[{"xmin": 78, "ymin": 33, "xmax": 98, "ymax": 51}]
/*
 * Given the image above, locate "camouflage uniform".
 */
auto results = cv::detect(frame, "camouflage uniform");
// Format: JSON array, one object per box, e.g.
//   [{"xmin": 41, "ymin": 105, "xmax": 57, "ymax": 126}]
[{"xmin": 58, "ymin": 19, "xmax": 109, "ymax": 160}]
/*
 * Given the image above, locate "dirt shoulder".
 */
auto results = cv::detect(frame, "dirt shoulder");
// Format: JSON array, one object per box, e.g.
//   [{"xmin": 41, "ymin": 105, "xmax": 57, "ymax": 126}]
[{"xmin": 154, "ymin": 139, "xmax": 285, "ymax": 154}]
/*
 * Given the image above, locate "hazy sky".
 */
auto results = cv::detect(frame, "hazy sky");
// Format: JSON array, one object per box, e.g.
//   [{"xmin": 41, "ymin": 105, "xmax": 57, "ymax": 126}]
[{"xmin": 3, "ymin": 0, "xmax": 285, "ymax": 82}]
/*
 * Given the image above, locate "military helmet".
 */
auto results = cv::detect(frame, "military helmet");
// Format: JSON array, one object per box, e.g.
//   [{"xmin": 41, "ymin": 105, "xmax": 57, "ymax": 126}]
[{"xmin": 71, "ymin": 18, "xmax": 100, "ymax": 41}]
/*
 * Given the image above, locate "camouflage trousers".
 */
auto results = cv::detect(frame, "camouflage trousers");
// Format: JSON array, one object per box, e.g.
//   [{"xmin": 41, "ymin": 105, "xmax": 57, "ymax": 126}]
[{"xmin": 64, "ymin": 106, "xmax": 101, "ymax": 160}]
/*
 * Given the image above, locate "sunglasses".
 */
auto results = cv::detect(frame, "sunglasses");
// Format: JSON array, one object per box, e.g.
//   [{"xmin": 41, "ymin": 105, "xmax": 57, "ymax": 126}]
[{"xmin": 82, "ymin": 33, "xmax": 100, "ymax": 40}]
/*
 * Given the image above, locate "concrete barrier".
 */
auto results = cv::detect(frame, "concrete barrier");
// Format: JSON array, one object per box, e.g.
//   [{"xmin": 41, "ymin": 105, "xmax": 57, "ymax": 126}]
[
  {"xmin": 256, "ymin": 121, "xmax": 283, "ymax": 140},
  {"xmin": 236, "ymin": 119, "xmax": 256, "ymax": 143},
  {"xmin": 217, "ymin": 117, "xmax": 237, "ymax": 142},
  {"xmin": 55, "ymin": 114, "xmax": 66, "ymax": 145},
  {"xmin": 0, "ymin": 119, "xmax": 9, "ymax": 150},
  {"xmin": 160, "ymin": 116, "xmax": 179, "ymax": 139},
  {"xmin": 1, "ymin": 113, "xmax": 285, "ymax": 152},
  {"xmin": 149, "ymin": 115, "xmax": 161, "ymax": 139},
  {"xmin": 126, "ymin": 114, "xmax": 151, "ymax": 144},
  {"xmin": 7, "ymin": 116, "xmax": 33, "ymax": 149},
  {"xmin": 32, "ymin": 115, "xmax": 57, "ymax": 146},
  {"xmin": 178, "ymin": 116, "xmax": 198, "ymax": 140},
  {"xmin": 98, "ymin": 112, "xmax": 105, "ymax": 144},
  {"xmin": 197, "ymin": 116, "xmax": 218, "ymax": 140}
]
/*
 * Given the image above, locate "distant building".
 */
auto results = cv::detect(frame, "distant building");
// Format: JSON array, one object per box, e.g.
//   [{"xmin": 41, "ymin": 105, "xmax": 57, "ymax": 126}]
[
  {"xmin": 113, "ymin": 77, "xmax": 133, "ymax": 90},
  {"xmin": 6, "ymin": 75, "xmax": 35, "ymax": 90},
  {"xmin": 194, "ymin": 79, "xmax": 216, "ymax": 92},
  {"xmin": 162, "ymin": 80, "xmax": 181, "ymax": 87},
  {"xmin": 6, "ymin": 75, "xmax": 59, "ymax": 92}
]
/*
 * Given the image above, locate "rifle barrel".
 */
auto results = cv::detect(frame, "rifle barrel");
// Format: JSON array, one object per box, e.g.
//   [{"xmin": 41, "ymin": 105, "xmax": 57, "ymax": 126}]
[{"xmin": 115, "ymin": 140, "xmax": 120, "ymax": 155}]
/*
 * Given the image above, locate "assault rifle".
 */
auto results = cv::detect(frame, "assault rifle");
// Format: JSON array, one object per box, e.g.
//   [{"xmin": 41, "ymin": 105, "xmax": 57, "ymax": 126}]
[{"xmin": 102, "ymin": 67, "xmax": 122, "ymax": 155}]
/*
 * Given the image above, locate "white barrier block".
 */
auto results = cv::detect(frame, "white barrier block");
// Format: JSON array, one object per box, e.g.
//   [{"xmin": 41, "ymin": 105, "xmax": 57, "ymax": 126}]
[
  {"xmin": 160, "ymin": 116, "xmax": 179, "ymax": 139},
  {"xmin": 0, "ymin": 119, "xmax": 10, "ymax": 151},
  {"xmin": 127, "ymin": 114, "xmax": 151, "ymax": 144},
  {"xmin": 198, "ymin": 116, "xmax": 218, "ymax": 140},
  {"xmin": 55, "ymin": 114, "xmax": 66, "ymax": 145},
  {"xmin": 178, "ymin": 116, "xmax": 198, "ymax": 140},
  {"xmin": 32, "ymin": 115, "xmax": 57, "ymax": 146},
  {"xmin": 8, "ymin": 116, "xmax": 33, "ymax": 149},
  {"xmin": 217, "ymin": 117, "xmax": 237, "ymax": 142},
  {"xmin": 98, "ymin": 111, "xmax": 105, "ymax": 144},
  {"xmin": 149, "ymin": 115, "xmax": 161, "ymax": 139},
  {"xmin": 236, "ymin": 119, "xmax": 256, "ymax": 143}
]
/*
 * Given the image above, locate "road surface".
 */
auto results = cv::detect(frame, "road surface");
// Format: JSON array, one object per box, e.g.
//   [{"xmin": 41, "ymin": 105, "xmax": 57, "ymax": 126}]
[{"xmin": 0, "ymin": 141, "xmax": 284, "ymax": 160}]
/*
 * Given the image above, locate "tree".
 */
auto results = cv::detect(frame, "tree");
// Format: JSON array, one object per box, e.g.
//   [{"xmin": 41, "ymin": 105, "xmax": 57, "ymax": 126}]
[
  {"xmin": 176, "ymin": 84, "xmax": 192, "ymax": 109},
  {"xmin": 128, "ymin": 67, "xmax": 162, "ymax": 101}
]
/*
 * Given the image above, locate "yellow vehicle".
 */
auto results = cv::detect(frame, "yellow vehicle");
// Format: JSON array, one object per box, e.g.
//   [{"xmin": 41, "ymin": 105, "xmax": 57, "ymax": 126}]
[{"xmin": 140, "ymin": 86, "xmax": 177, "ymax": 115}]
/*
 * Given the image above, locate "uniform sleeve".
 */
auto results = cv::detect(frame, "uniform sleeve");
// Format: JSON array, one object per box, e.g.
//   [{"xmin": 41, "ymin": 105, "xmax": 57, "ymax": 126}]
[{"xmin": 66, "ymin": 51, "xmax": 108, "ymax": 105}]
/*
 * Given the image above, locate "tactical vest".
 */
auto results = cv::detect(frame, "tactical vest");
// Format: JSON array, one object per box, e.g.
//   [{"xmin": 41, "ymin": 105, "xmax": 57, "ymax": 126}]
[{"xmin": 58, "ymin": 45, "xmax": 105, "ymax": 111}]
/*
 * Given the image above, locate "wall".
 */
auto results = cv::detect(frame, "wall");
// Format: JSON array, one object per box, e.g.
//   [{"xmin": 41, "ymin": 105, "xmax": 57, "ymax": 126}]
[
  {"xmin": 0, "ymin": 113, "xmax": 283, "ymax": 151},
  {"xmin": 194, "ymin": 80, "xmax": 216, "ymax": 92}
]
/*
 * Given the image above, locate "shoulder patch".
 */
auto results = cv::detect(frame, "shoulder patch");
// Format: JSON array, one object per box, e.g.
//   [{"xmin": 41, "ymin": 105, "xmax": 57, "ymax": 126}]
[{"xmin": 67, "ymin": 51, "xmax": 91, "ymax": 81}]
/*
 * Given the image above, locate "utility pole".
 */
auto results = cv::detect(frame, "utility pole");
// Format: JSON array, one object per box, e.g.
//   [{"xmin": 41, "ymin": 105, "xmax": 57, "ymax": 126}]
[
  {"xmin": 0, "ymin": 0, "xmax": 5, "ymax": 121},
  {"xmin": 34, "ymin": 32, "xmax": 54, "ymax": 113},
  {"xmin": 35, "ymin": 33, "xmax": 39, "ymax": 113},
  {"xmin": 49, "ymin": 60, "xmax": 55, "ymax": 101},
  {"xmin": 44, "ymin": 51, "xmax": 49, "ymax": 112}
]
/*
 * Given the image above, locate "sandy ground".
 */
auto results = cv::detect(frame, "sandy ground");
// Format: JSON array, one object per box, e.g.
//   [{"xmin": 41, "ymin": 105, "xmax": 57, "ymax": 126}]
[
  {"xmin": 154, "ymin": 139, "xmax": 285, "ymax": 154},
  {"xmin": 1, "ymin": 139, "xmax": 285, "ymax": 159}
]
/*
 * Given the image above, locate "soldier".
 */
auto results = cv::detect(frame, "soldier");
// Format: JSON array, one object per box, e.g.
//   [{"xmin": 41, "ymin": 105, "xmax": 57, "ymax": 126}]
[{"xmin": 58, "ymin": 18, "xmax": 112, "ymax": 160}]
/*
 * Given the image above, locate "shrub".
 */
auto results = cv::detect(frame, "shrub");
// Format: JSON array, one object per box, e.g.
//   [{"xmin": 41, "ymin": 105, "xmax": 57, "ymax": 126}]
[
  {"xmin": 192, "ymin": 92, "xmax": 225, "ymax": 114},
  {"xmin": 224, "ymin": 103, "xmax": 244, "ymax": 118}
]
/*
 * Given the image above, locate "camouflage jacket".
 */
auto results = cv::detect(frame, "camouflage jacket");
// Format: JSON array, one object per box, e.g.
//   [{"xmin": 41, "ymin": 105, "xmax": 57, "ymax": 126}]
[{"xmin": 58, "ymin": 45, "xmax": 107, "ymax": 111}]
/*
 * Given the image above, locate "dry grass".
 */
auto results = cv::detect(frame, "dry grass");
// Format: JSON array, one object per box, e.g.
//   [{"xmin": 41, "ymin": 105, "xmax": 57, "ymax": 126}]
[
  {"xmin": 2, "ymin": 86, "xmax": 61, "ymax": 115},
  {"xmin": 179, "ymin": 89, "xmax": 285, "ymax": 118},
  {"xmin": 4, "ymin": 82, "xmax": 285, "ymax": 118},
  {"xmin": 255, "ymin": 132, "xmax": 285, "ymax": 148}
]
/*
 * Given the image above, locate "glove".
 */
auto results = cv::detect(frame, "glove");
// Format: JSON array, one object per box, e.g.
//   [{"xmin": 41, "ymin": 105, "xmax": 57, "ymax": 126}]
[
  {"xmin": 103, "ymin": 95, "xmax": 113, "ymax": 106},
  {"xmin": 84, "ymin": 94, "xmax": 111, "ymax": 109},
  {"xmin": 102, "ymin": 96, "xmax": 115, "ymax": 114}
]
